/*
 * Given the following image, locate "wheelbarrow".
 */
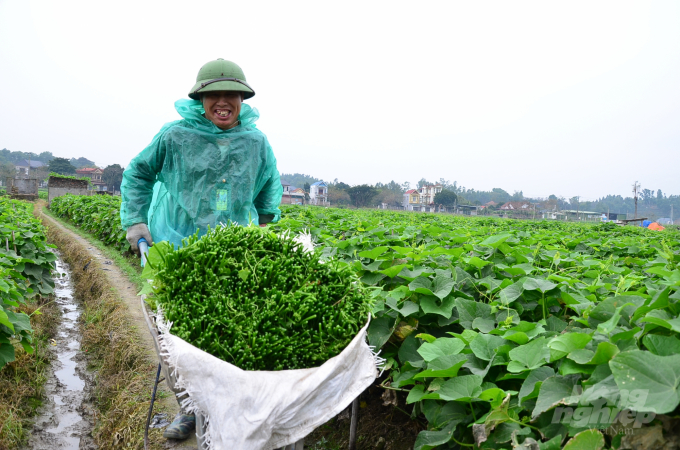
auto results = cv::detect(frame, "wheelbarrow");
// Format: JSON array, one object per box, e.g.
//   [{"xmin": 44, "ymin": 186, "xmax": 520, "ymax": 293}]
[{"xmin": 138, "ymin": 239, "xmax": 362, "ymax": 450}]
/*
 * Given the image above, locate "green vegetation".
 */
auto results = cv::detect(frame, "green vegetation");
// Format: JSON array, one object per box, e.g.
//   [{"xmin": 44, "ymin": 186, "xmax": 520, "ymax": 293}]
[
  {"xmin": 40, "ymin": 206, "xmax": 144, "ymax": 291},
  {"xmin": 49, "ymin": 194, "xmax": 129, "ymax": 253},
  {"xmin": 44, "ymin": 194, "xmax": 680, "ymax": 448},
  {"xmin": 0, "ymin": 199, "xmax": 58, "ymax": 448},
  {"xmin": 48, "ymin": 172, "xmax": 91, "ymax": 184},
  {"xmin": 0, "ymin": 198, "xmax": 55, "ymax": 370},
  {"xmin": 143, "ymin": 225, "xmax": 371, "ymax": 371},
  {"xmin": 271, "ymin": 205, "xmax": 680, "ymax": 449}
]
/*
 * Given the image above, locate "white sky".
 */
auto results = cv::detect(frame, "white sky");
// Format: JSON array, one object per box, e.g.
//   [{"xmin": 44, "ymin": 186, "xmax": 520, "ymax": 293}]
[{"xmin": 1, "ymin": 0, "xmax": 678, "ymax": 200}]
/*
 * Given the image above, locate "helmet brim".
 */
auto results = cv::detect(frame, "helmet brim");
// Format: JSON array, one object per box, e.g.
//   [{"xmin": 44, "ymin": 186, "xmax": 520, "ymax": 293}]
[{"xmin": 188, "ymin": 79, "xmax": 255, "ymax": 100}]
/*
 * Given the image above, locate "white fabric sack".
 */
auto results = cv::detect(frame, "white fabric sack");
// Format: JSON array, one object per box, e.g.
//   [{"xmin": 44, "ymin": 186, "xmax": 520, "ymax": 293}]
[{"xmin": 158, "ymin": 320, "xmax": 377, "ymax": 450}]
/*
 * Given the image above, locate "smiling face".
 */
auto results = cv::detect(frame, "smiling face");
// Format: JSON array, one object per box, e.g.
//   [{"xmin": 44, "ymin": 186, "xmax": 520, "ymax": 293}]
[{"xmin": 202, "ymin": 91, "xmax": 243, "ymax": 130}]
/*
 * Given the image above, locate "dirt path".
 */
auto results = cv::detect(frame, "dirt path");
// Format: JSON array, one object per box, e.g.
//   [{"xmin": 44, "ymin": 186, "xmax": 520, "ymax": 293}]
[{"xmin": 38, "ymin": 212, "xmax": 198, "ymax": 449}]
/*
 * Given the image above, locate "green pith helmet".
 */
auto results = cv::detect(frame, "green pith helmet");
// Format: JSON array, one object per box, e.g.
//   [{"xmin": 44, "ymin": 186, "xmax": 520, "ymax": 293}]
[{"xmin": 188, "ymin": 59, "xmax": 255, "ymax": 100}]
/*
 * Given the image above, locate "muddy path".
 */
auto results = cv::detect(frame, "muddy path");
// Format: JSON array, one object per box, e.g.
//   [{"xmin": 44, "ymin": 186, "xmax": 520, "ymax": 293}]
[
  {"xmin": 25, "ymin": 256, "xmax": 96, "ymax": 450},
  {"xmin": 34, "ymin": 209, "xmax": 197, "ymax": 449}
]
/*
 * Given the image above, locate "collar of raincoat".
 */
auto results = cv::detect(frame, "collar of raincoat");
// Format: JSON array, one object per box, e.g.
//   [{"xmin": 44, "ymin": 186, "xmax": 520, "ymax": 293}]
[{"xmin": 174, "ymin": 98, "xmax": 260, "ymax": 133}]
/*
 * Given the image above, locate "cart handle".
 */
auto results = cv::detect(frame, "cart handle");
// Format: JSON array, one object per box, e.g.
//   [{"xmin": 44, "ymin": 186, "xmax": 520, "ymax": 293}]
[{"xmin": 138, "ymin": 238, "xmax": 149, "ymax": 267}]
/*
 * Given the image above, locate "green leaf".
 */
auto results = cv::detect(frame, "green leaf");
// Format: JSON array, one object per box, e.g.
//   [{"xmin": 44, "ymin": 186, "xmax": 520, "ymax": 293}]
[
  {"xmin": 438, "ymin": 374, "xmax": 483, "ymax": 401},
  {"xmin": 503, "ymin": 331, "xmax": 529, "ymax": 345},
  {"xmin": 455, "ymin": 298, "xmax": 492, "ymax": 330},
  {"xmin": 507, "ymin": 337, "xmax": 550, "ymax": 373},
  {"xmin": 238, "ymin": 269, "xmax": 250, "ymax": 281},
  {"xmin": 420, "ymin": 296, "xmax": 456, "ymax": 319},
  {"xmin": 470, "ymin": 334, "xmax": 507, "ymax": 361},
  {"xmin": 413, "ymin": 420, "xmax": 457, "ymax": 450},
  {"xmin": 379, "ymin": 264, "xmax": 407, "ymax": 279},
  {"xmin": 0, "ymin": 310, "xmax": 14, "ymax": 332},
  {"xmin": 479, "ymin": 233, "xmax": 512, "ymax": 248},
  {"xmin": 405, "ymin": 384, "xmax": 441, "ymax": 404},
  {"xmin": 468, "ymin": 256, "xmax": 492, "ymax": 269},
  {"xmin": 559, "ymin": 358, "xmax": 595, "ymax": 376},
  {"xmin": 609, "ymin": 350, "xmax": 680, "ymax": 414},
  {"xmin": 643, "ymin": 334, "xmax": 680, "ymax": 356},
  {"xmin": 0, "ymin": 342, "xmax": 16, "ymax": 368},
  {"xmin": 532, "ymin": 374, "xmax": 580, "ymax": 418},
  {"xmin": 518, "ymin": 366, "xmax": 555, "ymax": 405},
  {"xmin": 421, "ymin": 400, "xmax": 466, "ymax": 429},
  {"xmin": 597, "ymin": 302, "xmax": 635, "ymax": 335},
  {"xmin": 562, "ymin": 429, "xmax": 604, "ymax": 450},
  {"xmin": 538, "ymin": 434, "xmax": 563, "ymax": 450},
  {"xmin": 414, "ymin": 354, "xmax": 468, "ymax": 379},
  {"xmin": 567, "ymin": 342, "xmax": 619, "ymax": 365},
  {"xmin": 410, "ymin": 276, "xmax": 454, "ymax": 300},
  {"xmin": 360, "ymin": 272, "xmax": 385, "ymax": 285},
  {"xmin": 367, "ymin": 315, "xmax": 393, "ymax": 349},
  {"xmin": 19, "ymin": 339, "xmax": 34, "ymax": 354},
  {"xmin": 415, "ymin": 333, "xmax": 436, "ymax": 343},
  {"xmin": 358, "ymin": 246, "xmax": 389, "ymax": 259},
  {"xmin": 417, "ymin": 338, "xmax": 466, "ymax": 362},
  {"xmin": 548, "ymin": 333, "xmax": 592, "ymax": 360},
  {"xmin": 499, "ymin": 282, "xmax": 523, "ymax": 305},
  {"xmin": 523, "ymin": 278, "xmax": 557, "ymax": 293},
  {"xmin": 385, "ymin": 297, "xmax": 420, "ymax": 317},
  {"xmin": 472, "ymin": 317, "xmax": 496, "ymax": 333},
  {"xmin": 398, "ymin": 335, "xmax": 424, "ymax": 367}
]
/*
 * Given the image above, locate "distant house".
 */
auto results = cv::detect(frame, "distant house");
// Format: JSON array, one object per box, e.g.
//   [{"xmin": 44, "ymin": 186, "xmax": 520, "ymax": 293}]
[
  {"xmin": 500, "ymin": 201, "xmax": 532, "ymax": 210},
  {"xmin": 657, "ymin": 218, "xmax": 673, "ymax": 225},
  {"xmin": 403, "ymin": 189, "xmax": 421, "ymax": 211},
  {"xmin": 419, "ymin": 184, "xmax": 443, "ymax": 205},
  {"xmin": 309, "ymin": 181, "xmax": 328, "ymax": 205},
  {"xmin": 458, "ymin": 205, "xmax": 478, "ymax": 216},
  {"xmin": 403, "ymin": 185, "xmax": 443, "ymax": 212},
  {"xmin": 15, "ymin": 159, "xmax": 46, "ymax": 176},
  {"xmin": 75, "ymin": 167, "xmax": 107, "ymax": 190},
  {"xmin": 280, "ymin": 180, "xmax": 305, "ymax": 205}
]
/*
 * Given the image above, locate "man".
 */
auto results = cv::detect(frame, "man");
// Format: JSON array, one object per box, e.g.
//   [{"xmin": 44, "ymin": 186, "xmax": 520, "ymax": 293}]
[
  {"xmin": 121, "ymin": 58, "xmax": 283, "ymax": 252},
  {"xmin": 120, "ymin": 59, "xmax": 283, "ymax": 440}
]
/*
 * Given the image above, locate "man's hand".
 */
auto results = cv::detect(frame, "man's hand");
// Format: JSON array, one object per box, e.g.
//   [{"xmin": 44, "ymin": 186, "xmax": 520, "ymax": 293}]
[{"xmin": 126, "ymin": 223, "xmax": 153, "ymax": 254}]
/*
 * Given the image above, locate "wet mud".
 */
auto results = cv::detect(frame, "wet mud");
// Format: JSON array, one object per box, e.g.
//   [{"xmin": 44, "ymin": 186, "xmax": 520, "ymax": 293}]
[{"xmin": 25, "ymin": 256, "xmax": 95, "ymax": 450}]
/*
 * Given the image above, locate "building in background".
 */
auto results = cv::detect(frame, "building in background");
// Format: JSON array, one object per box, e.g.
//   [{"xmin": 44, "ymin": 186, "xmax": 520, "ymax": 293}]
[
  {"xmin": 280, "ymin": 180, "xmax": 305, "ymax": 205},
  {"xmin": 403, "ymin": 189, "xmax": 421, "ymax": 211},
  {"xmin": 309, "ymin": 181, "xmax": 328, "ymax": 205},
  {"xmin": 75, "ymin": 167, "xmax": 107, "ymax": 191},
  {"xmin": 15, "ymin": 159, "xmax": 45, "ymax": 176}
]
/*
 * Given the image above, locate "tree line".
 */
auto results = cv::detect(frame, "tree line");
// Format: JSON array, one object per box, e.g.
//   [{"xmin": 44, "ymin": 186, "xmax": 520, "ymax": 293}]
[
  {"xmin": 283, "ymin": 173, "xmax": 679, "ymax": 220},
  {"xmin": 0, "ymin": 149, "xmax": 124, "ymax": 192}
]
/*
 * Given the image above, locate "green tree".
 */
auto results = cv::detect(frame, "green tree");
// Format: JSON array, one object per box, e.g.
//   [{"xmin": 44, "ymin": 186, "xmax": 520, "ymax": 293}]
[
  {"xmin": 434, "ymin": 189, "xmax": 458, "ymax": 207},
  {"xmin": 48, "ymin": 157, "xmax": 77, "ymax": 175},
  {"xmin": 347, "ymin": 184, "xmax": 379, "ymax": 208},
  {"xmin": 102, "ymin": 164, "xmax": 125, "ymax": 192},
  {"xmin": 417, "ymin": 178, "xmax": 433, "ymax": 189},
  {"xmin": 69, "ymin": 157, "xmax": 96, "ymax": 168},
  {"xmin": 328, "ymin": 186, "xmax": 351, "ymax": 205}
]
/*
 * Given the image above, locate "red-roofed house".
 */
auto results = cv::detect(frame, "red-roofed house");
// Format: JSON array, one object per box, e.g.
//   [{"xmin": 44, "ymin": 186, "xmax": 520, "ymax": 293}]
[{"xmin": 75, "ymin": 167, "xmax": 107, "ymax": 190}]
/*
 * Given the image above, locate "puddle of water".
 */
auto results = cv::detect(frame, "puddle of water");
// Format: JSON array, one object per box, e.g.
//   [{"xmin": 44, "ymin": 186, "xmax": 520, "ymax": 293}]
[
  {"xmin": 28, "ymin": 256, "xmax": 90, "ymax": 450},
  {"xmin": 54, "ymin": 350, "xmax": 85, "ymax": 391}
]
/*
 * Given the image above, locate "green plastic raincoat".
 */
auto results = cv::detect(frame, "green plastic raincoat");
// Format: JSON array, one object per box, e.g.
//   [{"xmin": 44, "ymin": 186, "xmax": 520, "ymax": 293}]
[{"xmin": 120, "ymin": 99, "xmax": 283, "ymax": 247}]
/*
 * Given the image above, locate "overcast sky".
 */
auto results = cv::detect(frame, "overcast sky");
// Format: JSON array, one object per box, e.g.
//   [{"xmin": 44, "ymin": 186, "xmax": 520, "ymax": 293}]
[{"xmin": 1, "ymin": 0, "xmax": 678, "ymax": 200}]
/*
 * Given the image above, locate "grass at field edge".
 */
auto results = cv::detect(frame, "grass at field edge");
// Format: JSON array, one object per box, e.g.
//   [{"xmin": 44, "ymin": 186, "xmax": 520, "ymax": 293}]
[{"xmin": 40, "ymin": 205, "xmax": 145, "ymax": 292}]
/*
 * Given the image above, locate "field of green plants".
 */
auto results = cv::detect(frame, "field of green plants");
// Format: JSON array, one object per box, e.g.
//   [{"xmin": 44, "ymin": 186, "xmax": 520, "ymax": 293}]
[
  {"xmin": 48, "ymin": 195, "xmax": 680, "ymax": 449},
  {"xmin": 50, "ymin": 194, "xmax": 129, "ymax": 253},
  {"xmin": 271, "ymin": 206, "xmax": 680, "ymax": 449},
  {"xmin": 0, "ymin": 198, "xmax": 56, "ymax": 370}
]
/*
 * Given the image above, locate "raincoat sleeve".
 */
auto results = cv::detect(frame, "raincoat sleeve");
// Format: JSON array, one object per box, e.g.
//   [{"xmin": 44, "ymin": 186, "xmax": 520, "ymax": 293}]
[
  {"xmin": 253, "ymin": 141, "xmax": 283, "ymax": 224},
  {"xmin": 120, "ymin": 123, "xmax": 176, "ymax": 229}
]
